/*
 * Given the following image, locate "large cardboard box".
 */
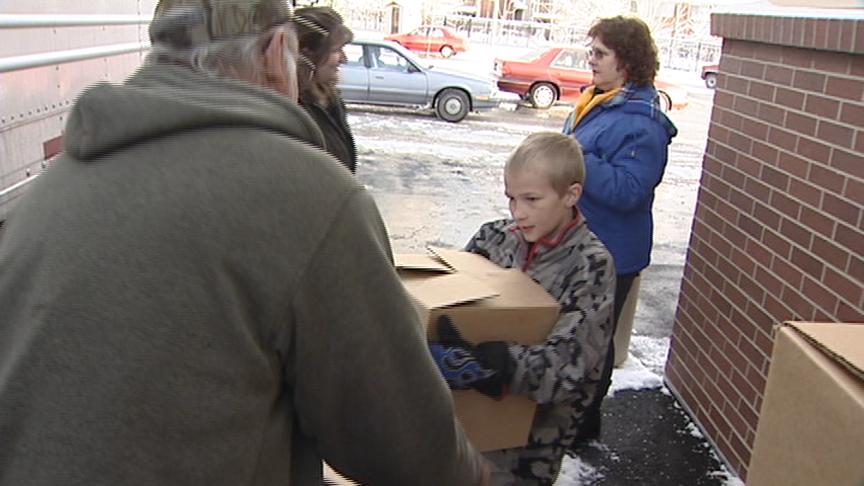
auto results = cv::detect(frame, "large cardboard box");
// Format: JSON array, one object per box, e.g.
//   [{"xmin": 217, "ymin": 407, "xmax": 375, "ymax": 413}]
[
  {"xmin": 395, "ymin": 247, "xmax": 560, "ymax": 451},
  {"xmin": 747, "ymin": 322, "xmax": 864, "ymax": 486}
]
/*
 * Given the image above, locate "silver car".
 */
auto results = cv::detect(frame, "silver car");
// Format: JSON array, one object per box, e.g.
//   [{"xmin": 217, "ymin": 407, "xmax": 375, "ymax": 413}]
[{"xmin": 338, "ymin": 39, "xmax": 516, "ymax": 122}]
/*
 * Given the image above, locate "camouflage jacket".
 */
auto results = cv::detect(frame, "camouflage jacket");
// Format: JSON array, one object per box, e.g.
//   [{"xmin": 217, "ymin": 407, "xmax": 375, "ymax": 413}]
[{"xmin": 466, "ymin": 218, "xmax": 615, "ymax": 450}]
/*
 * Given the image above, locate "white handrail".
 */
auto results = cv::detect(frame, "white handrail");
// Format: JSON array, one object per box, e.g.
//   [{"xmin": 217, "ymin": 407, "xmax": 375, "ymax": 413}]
[
  {"xmin": 0, "ymin": 42, "xmax": 150, "ymax": 73},
  {"xmin": 0, "ymin": 174, "xmax": 39, "ymax": 198},
  {"xmin": 0, "ymin": 14, "xmax": 150, "ymax": 28}
]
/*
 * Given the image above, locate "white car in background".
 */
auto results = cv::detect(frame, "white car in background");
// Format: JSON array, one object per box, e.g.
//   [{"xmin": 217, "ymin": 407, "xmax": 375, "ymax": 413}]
[{"xmin": 338, "ymin": 39, "xmax": 517, "ymax": 122}]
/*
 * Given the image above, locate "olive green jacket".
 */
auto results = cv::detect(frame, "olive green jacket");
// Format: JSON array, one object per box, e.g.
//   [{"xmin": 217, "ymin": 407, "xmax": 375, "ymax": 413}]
[{"xmin": 0, "ymin": 63, "xmax": 484, "ymax": 486}]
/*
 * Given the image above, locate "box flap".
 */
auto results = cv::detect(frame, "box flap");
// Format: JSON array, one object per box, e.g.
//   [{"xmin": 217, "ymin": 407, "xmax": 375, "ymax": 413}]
[
  {"xmin": 785, "ymin": 322, "xmax": 864, "ymax": 380},
  {"xmin": 429, "ymin": 246, "xmax": 559, "ymax": 310},
  {"xmin": 393, "ymin": 253, "xmax": 452, "ymax": 273},
  {"xmin": 401, "ymin": 272, "xmax": 499, "ymax": 309}
]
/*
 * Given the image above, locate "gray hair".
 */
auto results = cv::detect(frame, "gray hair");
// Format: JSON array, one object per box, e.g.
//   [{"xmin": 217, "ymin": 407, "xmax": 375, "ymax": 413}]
[{"xmin": 146, "ymin": 5, "xmax": 296, "ymax": 86}]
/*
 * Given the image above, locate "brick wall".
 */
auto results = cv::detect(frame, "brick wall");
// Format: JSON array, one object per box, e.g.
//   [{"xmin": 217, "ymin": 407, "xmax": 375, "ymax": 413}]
[{"xmin": 665, "ymin": 12, "xmax": 864, "ymax": 480}]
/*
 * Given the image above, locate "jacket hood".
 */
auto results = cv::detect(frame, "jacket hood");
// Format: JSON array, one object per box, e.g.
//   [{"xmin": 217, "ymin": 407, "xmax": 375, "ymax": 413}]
[
  {"xmin": 606, "ymin": 83, "xmax": 678, "ymax": 140},
  {"xmin": 65, "ymin": 63, "xmax": 324, "ymax": 160}
]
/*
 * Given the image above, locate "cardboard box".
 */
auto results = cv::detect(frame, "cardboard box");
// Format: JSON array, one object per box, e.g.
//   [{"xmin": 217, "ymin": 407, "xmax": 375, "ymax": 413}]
[
  {"xmin": 395, "ymin": 247, "xmax": 560, "ymax": 451},
  {"xmin": 747, "ymin": 322, "xmax": 864, "ymax": 486}
]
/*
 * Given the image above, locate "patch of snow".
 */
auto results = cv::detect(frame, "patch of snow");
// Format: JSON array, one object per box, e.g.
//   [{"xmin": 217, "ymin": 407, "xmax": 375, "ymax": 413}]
[
  {"xmin": 555, "ymin": 453, "xmax": 604, "ymax": 486},
  {"xmin": 683, "ymin": 421, "xmax": 705, "ymax": 439},
  {"xmin": 609, "ymin": 354, "xmax": 663, "ymax": 396}
]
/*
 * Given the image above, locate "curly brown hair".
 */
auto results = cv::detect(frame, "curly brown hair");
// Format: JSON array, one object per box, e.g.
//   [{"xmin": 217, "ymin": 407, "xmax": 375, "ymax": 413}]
[{"xmin": 588, "ymin": 16, "xmax": 658, "ymax": 86}]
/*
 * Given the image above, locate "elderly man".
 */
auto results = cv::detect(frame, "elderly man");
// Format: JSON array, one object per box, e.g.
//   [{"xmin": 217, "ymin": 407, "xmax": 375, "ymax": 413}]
[{"xmin": 0, "ymin": 1, "xmax": 488, "ymax": 485}]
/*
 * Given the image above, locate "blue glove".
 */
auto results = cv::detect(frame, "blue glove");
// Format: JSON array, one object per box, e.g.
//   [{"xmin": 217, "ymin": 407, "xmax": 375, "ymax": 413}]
[{"xmin": 428, "ymin": 315, "xmax": 514, "ymax": 398}]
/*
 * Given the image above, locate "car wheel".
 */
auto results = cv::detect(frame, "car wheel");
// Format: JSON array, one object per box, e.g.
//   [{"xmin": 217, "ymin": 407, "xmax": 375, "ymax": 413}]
[
  {"xmin": 440, "ymin": 45, "xmax": 455, "ymax": 58},
  {"xmin": 435, "ymin": 89, "xmax": 470, "ymax": 123},
  {"xmin": 529, "ymin": 82, "xmax": 556, "ymax": 109},
  {"xmin": 658, "ymin": 91, "xmax": 672, "ymax": 112},
  {"xmin": 704, "ymin": 73, "xmax": 717, "ymax": 89}
]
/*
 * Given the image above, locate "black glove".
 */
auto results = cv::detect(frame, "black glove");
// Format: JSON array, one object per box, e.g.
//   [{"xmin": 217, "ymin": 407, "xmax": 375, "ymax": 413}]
[{"xmin": 428, "ymin": 315, "xmax": 515, "ymax": 399}]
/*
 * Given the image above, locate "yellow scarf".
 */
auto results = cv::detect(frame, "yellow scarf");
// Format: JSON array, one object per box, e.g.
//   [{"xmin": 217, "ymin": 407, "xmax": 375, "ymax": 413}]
[{"xmin": 570, "ymin": 86, "xmax": 622, "ymax": 127}]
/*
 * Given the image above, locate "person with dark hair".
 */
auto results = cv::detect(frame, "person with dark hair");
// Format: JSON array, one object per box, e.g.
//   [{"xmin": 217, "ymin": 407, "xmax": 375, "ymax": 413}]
[
  {"xmin": 293, "ymin": 6, "xmax": 358, "ymax": 173},
  {"xmin": 562, "ymin": 15, "xmax": 678, "ymax": 444},
  {"xmin": 0, "ymin": 1, "xmax": 490, "ymax": 485}
]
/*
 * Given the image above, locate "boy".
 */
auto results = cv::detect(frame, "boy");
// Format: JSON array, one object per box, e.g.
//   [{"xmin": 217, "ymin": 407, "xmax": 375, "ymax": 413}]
[{"xmin": 430, "ymin": 131, "xmax": 616, "ymax": 485}]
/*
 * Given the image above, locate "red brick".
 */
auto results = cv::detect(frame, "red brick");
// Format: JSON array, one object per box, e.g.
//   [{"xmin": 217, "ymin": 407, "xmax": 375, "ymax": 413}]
[
  {"xmin": 797, "ymin": 138, "xmax": 832, "ymax": 165},
  {"xmin": 812, "ymin": 51, "xmax": 852, "ymax": 74},
  {"xmin": 708, "ymin": 124, "xmax": 731, "ymax": 145},
  {"xmin": 822, "ymin": 193, "xmax": 861, "ymax": 227},
  {"xmin": 759, "ymin": 103, "xmax": 786, "ymax": 126},
  {"xmin": 763, "ymin": 229, "xmax": 792, "ymax": 262},
  {"xmin": 730, "ymin": 367, "xmax": 759, "ymax": 406},
  {"xmin": 753, "ymin": 43, "xmax": 783, "ymax": 63},
  {"xmin": 730, "ymin": 187, "xmax": 753, "ymax": 214},
  {"xmin": 830, "ymin": 148, "xmax": 864, "ymax": 180},
  {"xmin": 782, "ymin": 44, "xmax": 814, "ymax": 68},
  {"xmin": 741, "ymin": 118, "xmax": 768, "ymax": 144},
  {"xmin": 773, "ymin": 87, "xmax": 805, "ymax": 110},
  {"xmin": 746, "ymin": 300, "xmax": 775, "ymax": 335},
  {"xmin": 816, "ymin": 120, "xmax": 855, "ymax": 149},
  {"xmin": 856, "ymin": 131, "xmax": 864, "ymax": 154},
  {"xmin": 776, "ymin": 151, "xmax": 809, "ymax": 179},
  {"xmin": 748, "ymin": 80, "xmax": 775, "ymax": 101},
  {"xmin": 766, "ymin": 163, "xmax": 797, "ymax": 192},
  {"xmin": 727, "ymin": 131, "xmax": 753, "ymax": 157},
  {"xmin": 788, "ymin": 178, "xmax": 822, "ymax": 208},
  {"xmin": 811, "ymin": 234, "xmax": 848, "ymax": 271},
  {"xmin": 802, "ymin": 277, "xmax": 839, "ymax": 318},
  {"xmin": 726, "ymin": 74, "xmax": 750, "ymax": 94},
  {"xmin": 837, "ymin": 301, "xmax": 864, "ymax": 322},
  {"xmin": 737, "ymin": 333, "xmax": 769, "ymax": 372},
  {"xmin": 791, "ymin": 246, "xmax": 824, "ymax": 280},
  {"xmin": 770, "ymin": 190, "xmax": 800, "ymax": 219},
  {"xmin": 734, "ymin": 96, "xmax": 760, "ymax": 117},
  {"xmin": 845, "ymin": 177, "xmax": 864, "ymax": 205},
  {"xmin": 848, "ymin": 256, "xmax": 864, "ymax": 284},
  {"xmin": 753, "ymin": 201, "xmax": 780, "ymax": 229},
  {"xmin": 764, "ymin": 292, "xmax": 795, "ymax": 320},
  {"xmin": 804, "ymin": 94, "xmax": 840, "ymax": 118},
  {"xmin": 741, "ymin": 58, "xmax": 767, "ymax": 79},
  {"xmin": 744, "ymin": 176, "xmax": 771, "ymax": 201},
  {"xmin": 834, "ymin": 223, "xmax": 862, "ymax": 259},
  {"xmin": 800, "ymin": 206, "xmax": 835, "ymax": 239},
  {"xmin": 745, "ymin": 360, "xmax": 769, "ymax": 396},
  {"xmin": 714, "ymin": 143, "xmax": 740, "ymax": 167},
  {"xmin": 739, "ymin": 213, "xmax": 765, "ymax": 240},
  {"xmin": 785, "ymin": 111, "xmax": 817, "ymax": 136},
  {"xmin": 826, "ymin": 18, "xmax": 845, "ymax": 51},
  {"xmin": 717, "ymin": 198, "xmax": 740, "ymax": 224},
  {"xmin": 855, "ymin": 18, "xmax": 864, "ymax": 54},
  {"xmin": 731, "ymin": 247, "xmax": 757, "ymax": 276},
  {"xmin": 765, "ymin": 65, "xmax": 794, "ymax": 86},
  {"xmin": 839, "ymin": 102, "xmax": 864, "ymax": 127},
  {"xmin": 710, "ymin": 231, "xmax": 733, "ymax": 260},
  {"xmin": 738, "ymin": 153, "xmax": 764, "ymax": 178},
  {"xmin": 756, "ymin": 266, "xmax": 785, "ymax": 298},
  {"xmin": 724, "ymin": 222, "xmax": 748, "ymax": 249},
  {"xmin": 824, "ymin": 266, "xmax": 862, "ymax": 309},
  {"xmin": 807, "ymin": 163, "xmax": 845, "ymax": 194},
  {"xmin": 781, "ymin": 284, "xmax": 811, "ymax": 319},
  {"xmin": 780, "ymin": 218, "xmax": 812, "ymax": 251},
  {"xmin": 840, "ymin": 18, "xmax": 857, "ymax": 52},
  {"xmin": 744, "ymin": 238, "xmax": 772, "ymax": 267},
  {"xmin": 792, "ymin": 70, "xmax": 826, "ymax": 91},
  {"xmin": 771, "ymin": 256, "xmax": 803, "ymax": 288},
  {"xmin": 825, "ymin": 75, "xmax": 864, "ymax": 102}
]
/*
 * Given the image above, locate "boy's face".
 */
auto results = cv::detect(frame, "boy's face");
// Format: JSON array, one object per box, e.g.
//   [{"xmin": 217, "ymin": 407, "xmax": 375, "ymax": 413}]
[{"xmin": 504, "ymin": 166, "xmax": 582, "ymax": 243}]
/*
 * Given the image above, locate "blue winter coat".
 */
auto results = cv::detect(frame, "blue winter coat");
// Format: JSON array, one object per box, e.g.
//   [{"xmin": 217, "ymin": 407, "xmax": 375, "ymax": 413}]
[{"xmin": 563, "ymin": 83, "xmax": 678, "ymax": 275}]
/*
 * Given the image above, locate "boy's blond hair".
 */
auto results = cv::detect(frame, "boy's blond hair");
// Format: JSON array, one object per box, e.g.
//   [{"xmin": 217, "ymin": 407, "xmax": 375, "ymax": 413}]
[{"xmin": 505, "ymin": 132, "xmax": 586, "ymax": 195}]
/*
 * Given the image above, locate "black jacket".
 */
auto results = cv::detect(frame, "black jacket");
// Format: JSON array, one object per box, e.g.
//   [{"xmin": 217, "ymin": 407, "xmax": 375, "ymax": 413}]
[{"xmin": 300, "ymin": 91, "xmax": 358, "ymax": 173}]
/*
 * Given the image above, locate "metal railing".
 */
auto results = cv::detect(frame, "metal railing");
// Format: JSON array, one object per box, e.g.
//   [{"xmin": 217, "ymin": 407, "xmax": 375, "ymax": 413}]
[
  {"xmin": 0, "ymin": 14, "xmax": 151, "ymax": 73},
  {"xmin": 0, "ymin": 14, "xmax": 152, "ymax": 203}
]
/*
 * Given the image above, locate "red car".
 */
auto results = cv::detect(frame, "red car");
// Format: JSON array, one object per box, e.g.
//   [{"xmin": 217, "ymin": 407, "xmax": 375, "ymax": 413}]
[
  {"xmin": 494, "ymin": 46, "xmax": 688, "ymax": 112},
  {"xmin": 384, "ymin": 26, "xmax": 467, "ymax": 58},
  {"xmin": 701, "ymin": 64, "xmax": 719, "ymax": 89}
]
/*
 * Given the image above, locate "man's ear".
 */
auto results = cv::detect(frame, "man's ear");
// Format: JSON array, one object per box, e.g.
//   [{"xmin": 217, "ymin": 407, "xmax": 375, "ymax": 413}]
[
  {"xmin": 565, "ymin": 182, "xmax": 583, "ymax": 207},
  {"xmin": 262, "ymin": 26, "xmax": 298, "ymax": 100}
]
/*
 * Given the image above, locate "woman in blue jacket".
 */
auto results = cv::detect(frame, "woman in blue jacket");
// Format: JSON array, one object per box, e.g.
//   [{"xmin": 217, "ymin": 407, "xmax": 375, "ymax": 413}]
[{"xmin": 562, "ymin": 15, "xmax": 678, "ymax": 442}]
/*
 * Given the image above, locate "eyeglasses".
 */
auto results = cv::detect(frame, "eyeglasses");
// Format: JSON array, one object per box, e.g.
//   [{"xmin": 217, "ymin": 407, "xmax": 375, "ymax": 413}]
[{"xmin": 587, "ymin": 47, "xmax": 611, "ymax": 60}]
